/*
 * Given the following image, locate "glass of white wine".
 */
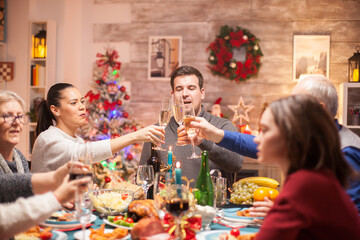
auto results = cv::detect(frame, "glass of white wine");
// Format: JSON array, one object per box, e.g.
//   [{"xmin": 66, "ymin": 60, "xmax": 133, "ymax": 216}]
[
  {"xmin": 172, "ymin": 94, "xmax": 185, "ymax": 146},
  {"xmin": 153, "ymin": 96, "xmax": 172, "ymax": 151},
  {"xmin": 183, "ymin": 104, "xmax": 200, "ymax": 159}
]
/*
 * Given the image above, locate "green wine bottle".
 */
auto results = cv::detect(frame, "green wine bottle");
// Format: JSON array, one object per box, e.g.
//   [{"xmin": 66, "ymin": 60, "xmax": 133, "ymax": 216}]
[{"xmin": 195, "ymin": 150, "xmax": 214, "ymax": 206}]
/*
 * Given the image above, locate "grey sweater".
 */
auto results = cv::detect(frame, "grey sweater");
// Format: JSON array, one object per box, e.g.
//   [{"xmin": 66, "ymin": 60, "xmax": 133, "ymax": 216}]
[
  {"xmin": 140, "ymin": 108, "xmax": 243, "ymax": 186},
  {"xmin": 0, "ymin": 149, "xmax": 33, "ymax": 203}
]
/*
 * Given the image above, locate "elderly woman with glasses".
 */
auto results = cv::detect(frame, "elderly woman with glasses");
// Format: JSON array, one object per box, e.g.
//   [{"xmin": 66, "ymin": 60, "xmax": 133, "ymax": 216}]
[{"xmin": 0, "ymin": 90, "xmax": 30, "ymax": 175}]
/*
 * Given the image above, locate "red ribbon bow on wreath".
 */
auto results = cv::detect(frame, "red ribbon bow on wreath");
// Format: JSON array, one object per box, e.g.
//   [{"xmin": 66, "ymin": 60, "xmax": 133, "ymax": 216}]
[{"xmin": 163, "ymin": 213, "xmax": 201, "ymax": 240}]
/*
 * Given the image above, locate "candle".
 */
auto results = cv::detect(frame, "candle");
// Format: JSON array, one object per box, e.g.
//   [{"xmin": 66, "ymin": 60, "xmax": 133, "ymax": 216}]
[
  {"xmin": 175, "ymin": 161, "xmax": 182, "ymax": 185},
  {"xmin": 168, "ymin": 146, "xmax": 173, "ymax": 174},
  {"xmin": 175, "ymin": 161, "xmax": 182, "ymax": 196},
  {"xmin": 243, "ymin": 124, "xmax": 252, "ymax": 135}
]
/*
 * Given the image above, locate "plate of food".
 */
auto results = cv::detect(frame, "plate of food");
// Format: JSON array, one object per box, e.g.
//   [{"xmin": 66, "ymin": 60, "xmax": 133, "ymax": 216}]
[
  {"xmin": 74, "ymin": 224, "xmax": 130, "ymax": 240},
  {"xmin": 103, "ymin": 215, "xmax": 135, "ymax": 230},
  {"xmin": 196, "ymin": 229, "xmax": 258, "ymax": 240},
  {"xmin": 40, "ymin": 214, "xmax": 97, "ymax": 229},
  {"xmin": 222, "ymin": 208, "xmax": 255, "ymax": 220},
  {"xmin": 14, "ymin": 226, "xmax": 67, "ymax": 240},
  {"xmin": 44, "ymin": 210, "xmax": 79, "ymax": 224}
]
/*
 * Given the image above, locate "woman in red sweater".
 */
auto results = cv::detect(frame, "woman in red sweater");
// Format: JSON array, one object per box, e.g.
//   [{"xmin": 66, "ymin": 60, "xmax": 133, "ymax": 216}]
[{"xmin": 254, "ymin": 94, "xmax": 360, "ymax": 240}]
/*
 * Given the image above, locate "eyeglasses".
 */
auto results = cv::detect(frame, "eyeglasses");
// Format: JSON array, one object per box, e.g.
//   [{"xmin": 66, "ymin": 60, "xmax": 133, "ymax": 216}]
[{"xmin": 2, "ymin": 114, "xmax": 30, "ymax": 124}]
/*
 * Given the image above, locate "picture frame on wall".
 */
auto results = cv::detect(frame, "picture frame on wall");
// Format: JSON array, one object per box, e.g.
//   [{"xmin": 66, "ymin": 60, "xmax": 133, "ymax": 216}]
[
  {"xmin": 0, "ymin": 0, "xmax": 6, "ymax": 42},
  {"xmin": 148, "ymin": 36, "xmax": 182, "ymax": 81},
  {"xmin": 293, "ymin": 35, "xmax": 330, "ymax": 82}
]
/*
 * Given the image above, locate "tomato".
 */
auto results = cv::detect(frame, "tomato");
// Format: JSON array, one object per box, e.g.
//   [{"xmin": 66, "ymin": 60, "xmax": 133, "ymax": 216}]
[
  {"xmin": 230, "ymin": 228, "xmax": 240, "ymax": 237},
  {"xmin": 121, "ymin": 193, "xmax": 128, "ymax": 200},
  {"xmin": 40, "ymin": 231, "xmax": 53, "ymax": 240},
  {"xmin": 113, "ymin": 215, "xmax": 124, "ymax": 222},
  {"xmin": 253, "ymin": 187, "xmax": 270, "ymax": 201},
  {"xmin": 125, "ymin": 218, "xmax": 134, "ymax": 223}
]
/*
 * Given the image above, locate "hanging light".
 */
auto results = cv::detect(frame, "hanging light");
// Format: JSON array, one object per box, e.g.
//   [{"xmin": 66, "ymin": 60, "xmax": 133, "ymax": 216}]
[
  {"xmin": 33, "ymin": 29, "xmax": 47, "ymax": 58},
  {"xmin": 348, "ymin": 46, "xmax": 360, "ymax": 82},
  {"xmin": 155, "ymin": 52, "xmax": 165, "ymax": 69}
]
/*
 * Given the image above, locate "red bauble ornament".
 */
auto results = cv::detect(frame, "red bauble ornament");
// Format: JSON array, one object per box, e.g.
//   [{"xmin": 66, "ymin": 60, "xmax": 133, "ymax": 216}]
[
  {"xmin": 107, "ymin": 83, "xmax": 118, "ymax": 95},
  {"xmin": 102, "ymin": 128, "xmax": 108, "ymax": 134},
  {"xmin": 116, "ymin": 100, "xmax": 122, "ymax": 106},
  {"xmin": 132, "ymin": 126, "xmax": 137, "ymax": 131},
  {"xmin": 123, "ymin": 112, "xmax": 129, "ymax": 118},
  {"xmin": 104, "ymin": 176, "xmax": 111, "ymax": 183},
  {"xmin": 126, "ymin": 153, "xmax": 133, "ymax": 161},
  {"xmin": 120, "ymin": 86, "xmax": 126, "ymax": 92},
  {"xmin": 124, "ymin": 95, "xmax": 130, "ymax": 100}
]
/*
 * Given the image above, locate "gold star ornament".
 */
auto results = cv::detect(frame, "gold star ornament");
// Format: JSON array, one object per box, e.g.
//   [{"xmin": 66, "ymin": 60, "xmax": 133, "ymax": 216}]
[{"xmin": 228, "ymin": 96, "xmax": 255, "ymax": 125}]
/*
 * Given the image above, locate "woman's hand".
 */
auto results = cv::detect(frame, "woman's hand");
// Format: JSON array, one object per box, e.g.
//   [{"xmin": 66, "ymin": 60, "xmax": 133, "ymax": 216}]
[
  {"xmin": 132, "ymin": 125, "xmax": 165, "ymax": 146},
  {"xmin": 53, "ymin": 175, "xmax": 91, "ymax": 205},
  {"xmin": 248, "ymin": 197, "xmax": 274, "ymax": 224},
  {"xmin": 52, "ymin": 162, "xmax": 85, "ymax": 189},
  {"xmin": 189, "ymin": 117, "xmax": 225, "ymax": 143},
  {"xmin": 177, "ymin": 125, "xmax": 203, "ymax": 146}
]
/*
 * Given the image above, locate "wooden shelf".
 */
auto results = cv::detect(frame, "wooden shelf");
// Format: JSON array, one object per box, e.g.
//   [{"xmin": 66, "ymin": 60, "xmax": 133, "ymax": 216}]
[{"xmin": 26, "ymin": 20, "xmax": 56, "ymax": 160}]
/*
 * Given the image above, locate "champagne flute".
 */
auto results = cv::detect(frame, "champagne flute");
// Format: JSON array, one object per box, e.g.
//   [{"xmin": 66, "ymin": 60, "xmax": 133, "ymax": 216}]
[
  {"xmin": 172, "ymin": 94, "xmax": 186, "ymax": 146},
  {"xmin": 70, "ymin": 143, "xmax": 93, "ymax": 240},
  {"xmin": 136, "ymin": 165, "xmax": 155, "ymax": 199},
  {"xmin": 183, "ymin": 104, "xmax": 200, "ymax": 159},
  {"xmin": 165, "ymin": 184, "xmax": 189, "ymax": 239},
  {"xmin": 153, "ymin": 97, "xmax": 172, "ymax": 151}
]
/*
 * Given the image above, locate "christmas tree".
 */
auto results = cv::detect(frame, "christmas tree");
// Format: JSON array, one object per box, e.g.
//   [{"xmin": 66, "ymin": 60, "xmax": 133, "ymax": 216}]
[{"xmin": 80, "ymin": 48, "xmax": 142, "ymax": 183}]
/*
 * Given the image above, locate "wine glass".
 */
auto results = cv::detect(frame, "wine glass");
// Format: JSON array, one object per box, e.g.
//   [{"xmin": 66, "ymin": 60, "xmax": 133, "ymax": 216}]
[
  {"xmin": 136, "ymin": 165, "xmax": 155, "ymax": 199},
  {"xmin": 172, "ymin": 94, "xmax": 186, "ymax": 146},
  {"xmin": 183, "ymin": 104, "xmax": 200, "ymax": 159},
  {"xmin": 153, "ymin": 172, "xmax": 172, "ymax": 219},
  {"xmin": 165, "ymin": 184, "xmax": 189, "ymax": 239},
  {"xmin": 153, "ymin": 97, "xmax": 172, "ymax": 151},
  {"xmin": 70, "ymin": 143, "xmax": 94, "ymax": 240}
]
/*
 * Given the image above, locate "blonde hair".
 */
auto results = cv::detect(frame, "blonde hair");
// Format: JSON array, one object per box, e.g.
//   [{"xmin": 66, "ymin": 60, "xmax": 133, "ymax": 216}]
[{"xmin": 0, "ymin": 90, "xmax": 26, "ymax": 111}]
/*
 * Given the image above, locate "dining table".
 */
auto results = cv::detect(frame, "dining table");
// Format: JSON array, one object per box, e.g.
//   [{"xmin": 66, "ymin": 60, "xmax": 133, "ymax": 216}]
[{"xmin": 60, "ymin": 203, "xmax": 260, "ymax": 240}]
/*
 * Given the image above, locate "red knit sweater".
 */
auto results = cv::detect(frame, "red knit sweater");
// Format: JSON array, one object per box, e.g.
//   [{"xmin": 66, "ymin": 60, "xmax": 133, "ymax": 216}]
[{"xmin": 256, "ymin": 169, "xmax": 360, "ymax": 240}]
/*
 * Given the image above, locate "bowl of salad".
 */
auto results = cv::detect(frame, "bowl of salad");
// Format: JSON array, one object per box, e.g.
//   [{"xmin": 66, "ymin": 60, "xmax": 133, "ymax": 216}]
[{"xmin": 89, "ymin": 189, "xmax": 134, "ymax": 214}]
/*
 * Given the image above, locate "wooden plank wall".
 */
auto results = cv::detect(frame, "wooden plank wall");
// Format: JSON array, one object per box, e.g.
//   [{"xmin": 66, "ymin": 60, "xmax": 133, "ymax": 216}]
[{"xmin": 93, "ymin": 0, "xmax": 360, "ymax": 130}]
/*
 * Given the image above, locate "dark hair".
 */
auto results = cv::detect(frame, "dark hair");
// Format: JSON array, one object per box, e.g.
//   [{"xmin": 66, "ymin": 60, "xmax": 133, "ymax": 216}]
[
  {"xmin": 269, "ymin": 94, "xmax": 352, "ymax": 187},
  {"xmin": 170, "ymin": 66, "xmax": 204, "ymax": 91},
  {"xmin": 36, "ymin": 83, "xmax": 75, "ymax": 137}
]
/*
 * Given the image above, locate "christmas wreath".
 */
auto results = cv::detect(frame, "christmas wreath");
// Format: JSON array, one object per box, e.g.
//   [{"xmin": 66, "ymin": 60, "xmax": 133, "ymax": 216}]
[{"xmin": 207, "ymin": 25, "xmax": 263, "ymax": 82}]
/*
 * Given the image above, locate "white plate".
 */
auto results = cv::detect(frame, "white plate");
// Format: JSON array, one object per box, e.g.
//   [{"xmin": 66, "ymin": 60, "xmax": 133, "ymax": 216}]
[
  {"xmin": 103, "ymin": 219, "xmax": 133, "ymax": 230},
  {"xmin": 52, "ymin": 231, "xmax": 68, "ymax": 240},
  {"xmin": 40, "ymin": 214, "xmax": 97, "ymax": 229},
  {"xmin": 196, "ymin": 229, "xmax": 259, "ymax": 240},
  {"xmin": 73, "ymin": 229, "xmax": 130, "ymax": 240}
]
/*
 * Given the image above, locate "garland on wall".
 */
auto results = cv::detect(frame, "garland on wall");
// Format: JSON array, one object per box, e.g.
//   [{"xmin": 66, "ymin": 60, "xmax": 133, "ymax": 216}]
[{"xmin": 207, "ymin": 25, "xmax": 263, "ymax": 82}]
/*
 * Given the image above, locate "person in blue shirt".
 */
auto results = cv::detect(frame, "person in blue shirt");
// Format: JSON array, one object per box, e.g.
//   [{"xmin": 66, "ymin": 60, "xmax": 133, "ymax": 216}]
[{"xmin": 190, "ymin": 75, "xmax": 360, "ymax": 214}]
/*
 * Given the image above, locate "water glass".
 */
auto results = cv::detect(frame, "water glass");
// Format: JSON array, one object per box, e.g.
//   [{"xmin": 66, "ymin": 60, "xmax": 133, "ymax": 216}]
[
  {"xmin": 136, "ymin": 165, "xmax": 155, "ymax": 199},
  {"xmin": 211, "ymin": 176, "xmax": 227, "ymax": 208}
]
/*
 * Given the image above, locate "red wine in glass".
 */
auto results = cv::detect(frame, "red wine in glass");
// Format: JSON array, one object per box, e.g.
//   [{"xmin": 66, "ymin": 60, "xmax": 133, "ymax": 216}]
[
  {"xmin": 69, "ymin": 172, "xmax": 93, "ymax": 186},
  {"xmin": 166, "ymin": 198, "xmax": 189, "ymax": 217}
]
